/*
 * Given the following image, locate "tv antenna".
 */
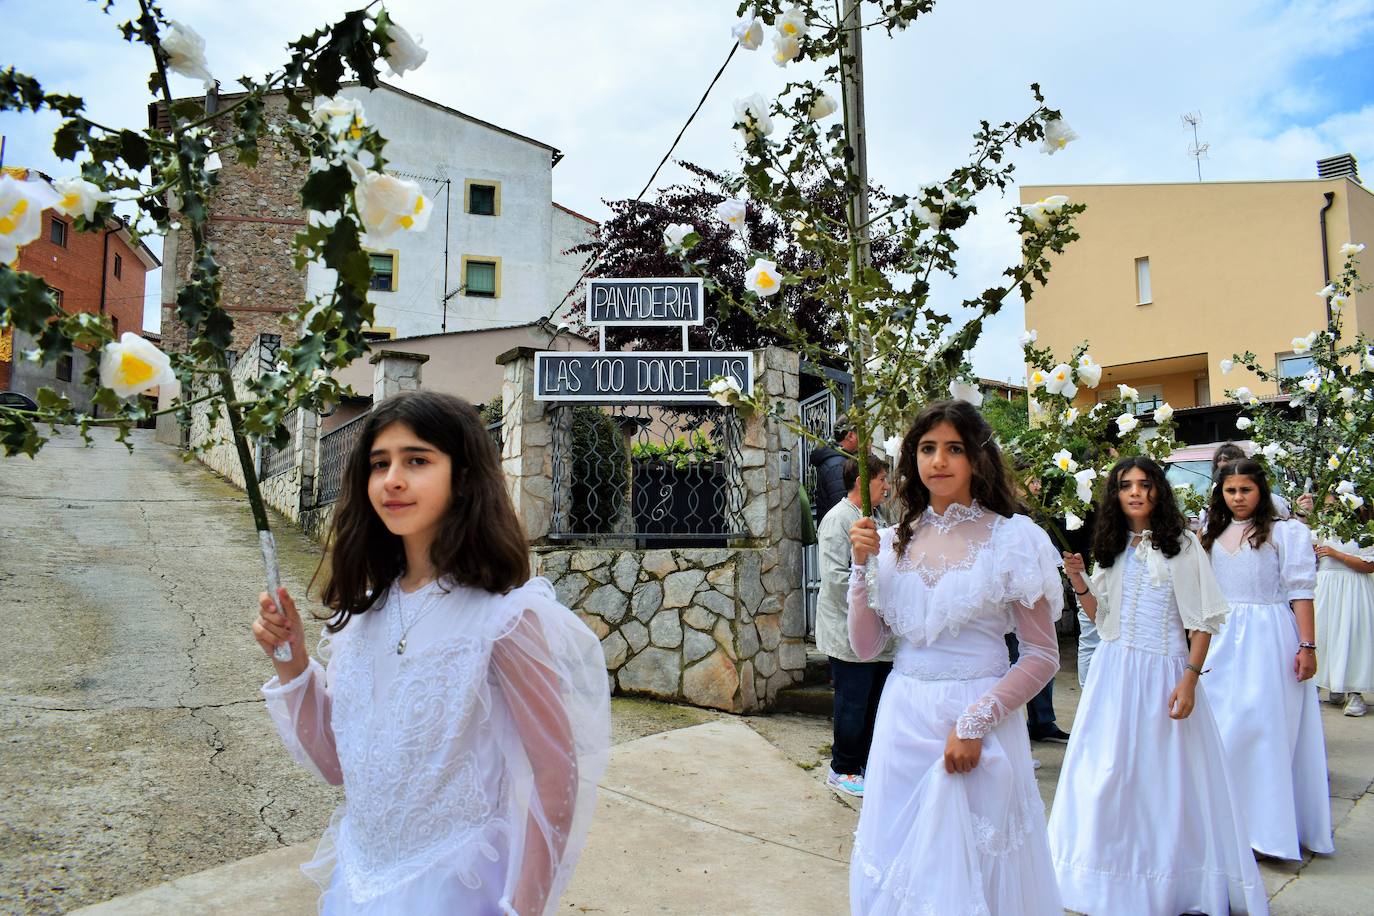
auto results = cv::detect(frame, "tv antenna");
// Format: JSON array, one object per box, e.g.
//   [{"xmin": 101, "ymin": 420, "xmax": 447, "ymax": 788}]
[{"xmin": 1182, "ymin": 112, "xmax": 1209, "ymax": 182}]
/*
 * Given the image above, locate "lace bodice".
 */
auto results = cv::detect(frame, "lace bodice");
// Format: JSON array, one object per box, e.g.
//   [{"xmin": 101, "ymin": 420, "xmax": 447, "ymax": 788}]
[
  {"xmin": 1209, "ymin": 519, "xmax": 1317, "ymax": 607},
  {"xmin": 848, "ymin": 504, "xmax": 1064, "ymax": 739},
  {"xmin": 261, "ymin": 578, "xmax": 611, "ymax": 914},
  {"xmin": 1117, "ymin": 548, "xmax": 1189, "ymax": 657}
]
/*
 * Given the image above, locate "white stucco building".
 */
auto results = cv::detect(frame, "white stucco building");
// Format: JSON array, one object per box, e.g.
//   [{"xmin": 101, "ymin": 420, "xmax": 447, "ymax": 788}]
[{"xmin": 308, "ymin": 82, "xmax": 596, "ymax": 340}]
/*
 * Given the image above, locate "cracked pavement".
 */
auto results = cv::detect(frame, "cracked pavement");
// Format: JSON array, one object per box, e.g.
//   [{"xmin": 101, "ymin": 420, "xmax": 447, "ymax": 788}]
[{"xmin": 0, "ymin": 428, "xmax": 340, "ymax": 914}]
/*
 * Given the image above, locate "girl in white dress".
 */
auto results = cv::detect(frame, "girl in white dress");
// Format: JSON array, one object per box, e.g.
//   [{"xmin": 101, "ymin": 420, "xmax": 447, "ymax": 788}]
[
  {"xmin": 848, "ymin": 400, "xmax": 1064, "ymax": 915},
  {"xmin": 1051, "ymin": 456, "xmax": 1267, "ymax": 915},
  {"xmin": 1315, "ymin": 533, "xmax": 1374, "ymax": 717},
  {"xmin": 1202, "ymin": 458, "xmax": 1334, "ymax": 860},
  {"xmin": 250, "ymin": 391, "xmax": 611, "ymax": 915}
]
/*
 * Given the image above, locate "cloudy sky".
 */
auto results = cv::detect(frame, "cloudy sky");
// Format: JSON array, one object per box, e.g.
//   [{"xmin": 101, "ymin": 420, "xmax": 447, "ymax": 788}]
[{"xmin": 3, "ymin": 0, "xmax": 1372, "ymax": 381}]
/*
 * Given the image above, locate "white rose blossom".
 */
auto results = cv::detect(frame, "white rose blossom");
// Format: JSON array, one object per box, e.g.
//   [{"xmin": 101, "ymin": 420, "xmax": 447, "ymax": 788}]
[
  {"xmin": 1336, "ymin": 480, "xmax": 1357, "ymax": 496},
  {"xmin": 1040, "ymin": 119, "xmax": 1078, "ymax": 155},
  {"xmin": 1340, "ymin": 492, "xmax": 1366, "ymax": 510},
  {"xmin": 1339, "ymin": 386, "xmax": 1357, "ymax": 404},
  {"xmin": 808, "ymin": 93, "xmax": 839, "ymax": 120},
  {"xmin": 776, "ymin": 6, "xmax": 809, "ymax": 38},
  {"xmin": 707, "ymin": 376, "xmax": 742, "ymax": 407},
  {"xmin": 909, "ymin": 202, "xmax": 940, "ymax": 229},
  {"xmin": 1074, "ymin": 468, "xmax": 1098, "ymax": 502},
  {"xmin": 1116, "ymin": 412, "xmax": 1140, "ymax": 434},
  {"xmin": 347, "ymin": 160, "xmax": 431, "ymax": 240},
  {"xmin": 663, "ymin": 222, "xmax": 694, "ymax": 253},
  {"xmin": 1339, "ymin": 242, "xmax": 1366, "ymax": 259},
  {"xmin": 1028, "ymin": 368, "xmax": 1047, "ymax": 390},
  {"xmin": 1154, "ymin": 403, "xmax": 1174, "ymax": 424},
  {"xmin": 745, "ymin": 258, "xmax": 783, "ymax": 297},
  {"xmin": 1260, "ymin": 443, "xmax": 1288, "ymax": 461},
  {"xmin": 1062, "ymin": 407, "xmax": 1079, "ymax": 424},
  {"xmin": 52, "ymin": 177, "xmax": 111, "ymax": 222},
  {"xmin": 771, "ymin": 32, "xmax": 802, "ymax": 66},
  {"xmin": 1330, "ymin": 293, "xmax": 1349, "ymax": 313},
  {"xmin": 1317, "ymin": 284, "xmax": 1336, "ymax": 300},
  {"xmin": 1232, "ymin": 386, "xmax": 1253, "ymax": 402},
  {"xmin": 1364, "ymin": 351, "xmax": 1374, "ymax": 373},
  {"xmin": 1075, "ymin": 355, "xmax": 1103, "ymax": 389},
  {"xmin": 381, "ymin": 21, "xmax": 428, "ymax": 77},
  {"xmin": 1219, "ymin": 358, "xmax": 1234, "ymax": 374},
  {"xmin": 1018, "ymin": 329, "xmax": 1038, "ymax": 347},
  {"xmin": 1300, "ymin": 374, "xmax": 1321, "ymax": 395},
  {"xmin": 715, "ymin": 198, "xmax": 747, "ymax": 227},
  {"xmin": 1052, "ymin": 449, "xmax": 1078, "ymax": 473},
  {"xmin": 1065, "ymin": 512, "xmax": 1084, "ymax": 532},
  {"xmin": 949, "ymin": 379, "xmax": 984, "ymax": 407},
  {"xmin": 1117, "ymin": 383, "xmax": 1139, "ymax": 402},
  {"xmin": 1020, "ymin": 194, "xmax": 1070, "ymax": 228},
  {"xmin": 732, "ymin": 8, "xmax": 765, "ymax": 50},
  {"xmin": 1291, "ymin": 331, "xmax": 1317, "ymax": 354},
  {"xmin": 1045, "ymin": 363, "xmax": 1077, "ymax": 399},
  {"xmin": 1235, "ymin": 416, "xmax": 1253, "ymax": 430},
  {"xmin": 100, "ymin": 332, "xmax": 176, "ymax": 398},
  {"xmin": 0, "ymin": 173, "xmax": 59, "ymax": 264},
  {"xmin": 733, "ymin": 94, "xmax": 774, "ymax": 139},
  {"xmin": 162, "ymin": 20, "xmax": 214, "ymax": 87}
]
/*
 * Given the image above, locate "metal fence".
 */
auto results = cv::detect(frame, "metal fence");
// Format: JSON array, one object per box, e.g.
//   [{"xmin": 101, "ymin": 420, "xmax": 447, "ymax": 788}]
[
  {"xmin": 548, "ymin": 404, "xmax": 745, "ymax": 546},
  {"xmin": 317, "ymin": 412, "xmax": 368, "ymax": 505},
  {"xmin": 261, "ymin": 408, "xmax": 298, "ymax": 479}
]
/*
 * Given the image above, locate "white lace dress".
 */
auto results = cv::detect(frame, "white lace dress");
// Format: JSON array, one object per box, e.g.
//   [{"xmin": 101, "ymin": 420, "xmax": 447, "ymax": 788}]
[
  {"xmin": 261, "ymin": 577, "xmax": 611, "ymax": 915},
  {"xmin": 846, "ymin": 503, "xmax": 1064, "ymax": 916},
  {"xmin": 1048, "ymin": 543, "xmax": 1268, "ymax": 915},
  {"xmin": 1207, "ymin": 519, "xmax": 1334, "ymax": 860},
  {"xmin": 1316, "ymin": 537, "xmax": 1374, "ymax": 694}
]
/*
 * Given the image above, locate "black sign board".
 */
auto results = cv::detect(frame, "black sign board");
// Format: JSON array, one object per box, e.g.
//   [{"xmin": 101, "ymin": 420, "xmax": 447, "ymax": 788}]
[
  {"xmin": 585, "ymin": 278, "xmax": 704, "ymax": 326},
  {"xmin": 534, "ymin": 352, "xmax": 753, "ymax": 403}
]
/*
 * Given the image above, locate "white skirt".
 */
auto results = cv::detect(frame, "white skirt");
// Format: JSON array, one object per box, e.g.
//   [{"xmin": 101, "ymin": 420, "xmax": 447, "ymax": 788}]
[
  {"xmin": 1207, "ymin": 601, "xmax": 1335, "ymax": 859},
  {"xmin": 850, "ymin": 671, "xmax": 1062, "ymax": 916},
  {"xmin": 1048, "ymin": 641, "xmax": 1268, "ymax": 915},
  {"xmin": 1316, "ymin": 569, "xmax": 1374, "ymax": 694}
]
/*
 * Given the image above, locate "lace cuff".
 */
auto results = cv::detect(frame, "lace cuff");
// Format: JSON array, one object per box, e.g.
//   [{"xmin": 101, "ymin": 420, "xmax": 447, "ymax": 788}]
[{"xmin": 955, "ymin": 697, "xmax": 998, "ymax": 740}]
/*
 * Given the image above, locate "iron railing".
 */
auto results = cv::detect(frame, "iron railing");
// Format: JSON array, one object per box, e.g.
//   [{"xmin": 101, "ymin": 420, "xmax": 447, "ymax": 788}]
[
  {"xmin": 261, "ymin": 408, "xmax": 298, "ymax": 479},
  {"xmin": 317, "ymin": 412, "xmax": 368, "ymax": 505},
  {"xmin": 548, "ymin": 404, "xmax": 745, "ymax": 546}
]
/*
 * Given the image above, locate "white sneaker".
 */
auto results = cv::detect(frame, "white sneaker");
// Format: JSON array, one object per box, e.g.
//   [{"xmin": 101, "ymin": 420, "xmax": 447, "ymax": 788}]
[
  {"xmin": 1329, "ymin": 691, "xmax": 1347, "ymax": 705},
  {"xmin": 1031, "ymin": 757, "xmax": 1042, "ymax": 770},
  {"xmin": 1345, "ymin": 695, "xmax": 1367, "ymax": 717}
]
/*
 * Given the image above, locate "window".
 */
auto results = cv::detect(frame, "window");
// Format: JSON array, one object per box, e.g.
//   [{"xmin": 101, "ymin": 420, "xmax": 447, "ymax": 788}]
[
  {"xmin": 1195, "ymin": 376, "xmax": 1211, "ymax": 407},
  {"xmin": 111, "ymin": 317, "xmax": 119, "ymax": 338},
  {"xmin": 463, "ymin": 256, "xmax": 500, "ymax": 298},
  {"xmin": 465, "ymin": 179, "xmax": 500, "ymax": 216},
  {"xmin": 1277, "ymin": 352, "xmax": 1316, "ymax": 379},
  {"xmin": 113, "ymin": 253, "xmax": 123, "ymax": 279},
  {"xmin": 361, "ymin": 326, "xmax": 397, "ymax": 343},
  {"xmin": 368, "ymin": 252, "xmax": 397, "ymax": 292},
  {"xmin": 1135, "ymin": 256, "xmax": 1151, "ymax": 304},
  {"xmin": 50, "ymin": 217, "xmax": 68, "ymax": 247},
  {"xmin": 50, "ymin": 287, "xmax": 63, "ymax": 308},
  {"xmin": 56, "ymin": 355, "xmax": 73, "ymax": 382}
]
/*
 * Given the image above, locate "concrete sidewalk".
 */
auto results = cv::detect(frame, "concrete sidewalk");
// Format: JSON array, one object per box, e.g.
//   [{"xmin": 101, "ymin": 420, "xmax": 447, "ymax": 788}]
[{"xmin": 74, "ymin": 718, "xmax": 854, "ymax": 915}]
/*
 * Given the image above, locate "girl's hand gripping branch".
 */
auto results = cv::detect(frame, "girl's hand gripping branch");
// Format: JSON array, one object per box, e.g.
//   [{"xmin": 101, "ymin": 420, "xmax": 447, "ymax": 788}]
[{"xmin": 254, "ymin": 587, "xmax": 309, "ymax": 684}]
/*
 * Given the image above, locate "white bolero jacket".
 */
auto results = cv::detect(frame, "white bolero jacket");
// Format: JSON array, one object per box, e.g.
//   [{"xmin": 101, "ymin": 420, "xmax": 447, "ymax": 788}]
[{"xmin": 1087, "ymin": 530, "xmax": 1230, "ymax": 640}]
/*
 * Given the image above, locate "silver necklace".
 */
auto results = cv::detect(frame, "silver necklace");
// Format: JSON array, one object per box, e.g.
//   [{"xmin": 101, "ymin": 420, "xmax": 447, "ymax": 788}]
[{"xmin": 389, "ymin": 579, "xmax": 446, "ymax": 655}]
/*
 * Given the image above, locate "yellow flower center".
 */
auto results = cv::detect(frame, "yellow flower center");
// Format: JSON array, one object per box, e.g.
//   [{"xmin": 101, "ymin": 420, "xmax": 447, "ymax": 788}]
[
  {"xmin": 119, "ymin": 351, "xmax": 156, "ymax": 387},
  {"xmin": 756, "ymin": 271, "xmax": 776, "ymax": 290},
  {"xmin": 61, "ymin": 192, "xmax": 81, "ymax": 212},
  {"xmin": 782, "ymin": 22, "xmax": 798, "ymax": 35},
  {"xmin": 0, "ymin": 198, "xmax": 29, "ymax": 235}
]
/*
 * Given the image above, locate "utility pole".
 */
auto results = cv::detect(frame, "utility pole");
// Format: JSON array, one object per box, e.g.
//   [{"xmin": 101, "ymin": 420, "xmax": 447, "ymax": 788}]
[{"xmin": 841, "ymin": 0, "xmax": 870, "ymax": 270}]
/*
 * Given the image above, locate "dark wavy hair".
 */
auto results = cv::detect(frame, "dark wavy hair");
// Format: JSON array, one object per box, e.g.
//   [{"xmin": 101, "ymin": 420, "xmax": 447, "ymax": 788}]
[
  {"xmin": 1201, "ymin": 458, "xmax": 1276, "ymax": 552},
  {"xmin": 311, "ymin": 391, "xmax": 530, "ymax": 633},
  {"xmin": 892, "ymin": 399, "xmax": 1018, "ymax": 558},
  {"xmin": 1091, "ymin": 456, "xmax": 1188, "ymax": 567}
]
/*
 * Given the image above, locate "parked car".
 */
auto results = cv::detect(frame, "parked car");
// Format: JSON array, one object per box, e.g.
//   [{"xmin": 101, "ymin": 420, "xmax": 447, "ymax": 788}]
[
  {"xmin": 1163, "ymin": 440, "xmax": 1256, "ymax": 497},
  {"xmin": 0, "ymin": 391, "xmax": 38, "ymax": 411}
]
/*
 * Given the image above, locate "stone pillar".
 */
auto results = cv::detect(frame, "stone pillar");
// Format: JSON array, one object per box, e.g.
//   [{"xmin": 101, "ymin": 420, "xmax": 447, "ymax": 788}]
[
  {"xmin": 497, "ymin": 347, "xmax": 557, "ymax": 543},
  {"xmin": 296, "ymin": 407, "xmax": 318, "ymax": 513},
  {"xmin": 369, "ymin": 349, "xmax": 429, "ymax": 402}
]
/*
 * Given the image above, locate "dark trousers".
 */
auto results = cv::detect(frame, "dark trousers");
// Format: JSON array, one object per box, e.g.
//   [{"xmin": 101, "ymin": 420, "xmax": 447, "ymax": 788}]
[
  {"xmin": 830, "ymin": 657, "xmax": 892, "ymax": 775},
  {"xmin": 1005, "ymin": 633, "xmax": 1056, "ymax": 728}
]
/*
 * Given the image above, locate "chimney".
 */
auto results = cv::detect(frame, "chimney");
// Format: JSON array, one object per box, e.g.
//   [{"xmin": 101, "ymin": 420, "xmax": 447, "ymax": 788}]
[{"xmin": 1317, "ymin": 154, "xmax": 1360, "ymax": 183}]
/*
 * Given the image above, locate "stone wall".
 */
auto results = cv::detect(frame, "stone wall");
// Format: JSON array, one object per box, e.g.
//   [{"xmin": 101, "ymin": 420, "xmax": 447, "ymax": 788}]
[{"xmin": 502, "ymin": 345, "xmax": 806, "ymax": 712}]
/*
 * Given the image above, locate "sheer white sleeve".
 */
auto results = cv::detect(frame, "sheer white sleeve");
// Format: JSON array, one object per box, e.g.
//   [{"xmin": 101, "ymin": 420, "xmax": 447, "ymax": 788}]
[
  {"xmin": 261, "ymin": 650, "xmax": 343, "ymax": 786},
  {"xmin": 847, "ymin": 526, "xmax": 895, "ymax": 660},
  {"xmin": 955, "ymin": 596, "xmax": 1061, "ymax": 739},
  {"xmin": 489, "ymin": 584, "xmax": 611, "ymax": 916},
  {"xmin": 1275, "ymin": 519, "xmax": 1318, "ymax": 602}
]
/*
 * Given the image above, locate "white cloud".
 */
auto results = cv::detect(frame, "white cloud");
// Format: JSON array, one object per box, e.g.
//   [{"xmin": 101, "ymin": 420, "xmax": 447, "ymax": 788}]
[{"xmin": 0, "ymin": 0, "xmax": 1369, "ymax": 351}]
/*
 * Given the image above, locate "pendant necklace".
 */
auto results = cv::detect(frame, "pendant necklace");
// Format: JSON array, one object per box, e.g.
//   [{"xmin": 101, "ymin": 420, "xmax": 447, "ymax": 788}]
[{"xmin": 391, "ymin": 579, "xmax": 446, "ymax": 655}]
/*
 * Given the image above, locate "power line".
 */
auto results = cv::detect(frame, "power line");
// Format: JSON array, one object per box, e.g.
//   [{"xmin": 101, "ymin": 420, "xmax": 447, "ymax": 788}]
[{"xmin": 540, "ymin": 41, "xmax": 740, "ymax": 327}]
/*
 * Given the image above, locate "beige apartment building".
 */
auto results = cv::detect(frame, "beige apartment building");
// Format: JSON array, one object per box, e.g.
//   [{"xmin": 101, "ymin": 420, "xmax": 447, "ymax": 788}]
[{"xmin": 1022, "ymin": 158, "xmax": 1372, "ymax": 441}]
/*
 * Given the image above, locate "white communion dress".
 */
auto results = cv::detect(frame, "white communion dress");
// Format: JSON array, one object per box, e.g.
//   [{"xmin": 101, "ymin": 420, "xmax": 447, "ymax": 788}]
[
  {"xmin": 261, "ymin": 576, "xmax": 611, "ymax": 915},
  {"xmin": 846, "ymin": 502, "xmax": 1064, "ymax": 916},
  {"xmin": 1207, "ymin": 519, "xmax": 1334, "ymax": 860},
  {"xmin": 1315, "ymin": 537, "xmax": 1374, "ymax": 695},
  {"xmin": 1048, "ymin": 536, "xmax": 1268, "ymax": 915}
]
